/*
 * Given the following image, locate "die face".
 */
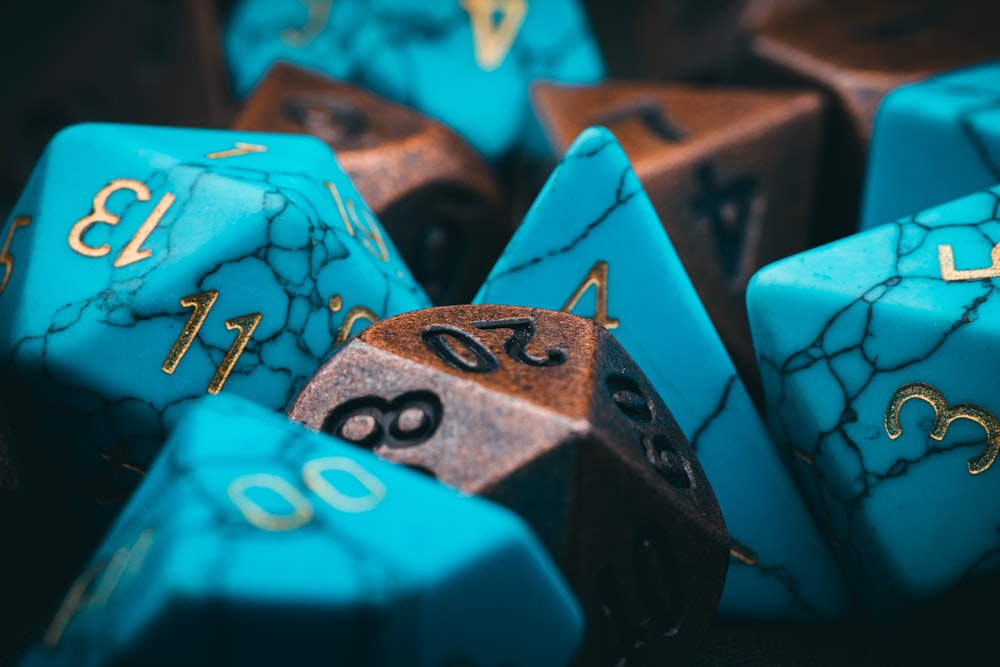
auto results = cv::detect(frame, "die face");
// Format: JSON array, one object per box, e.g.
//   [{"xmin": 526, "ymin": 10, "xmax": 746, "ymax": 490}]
[
  {"xmin": 531, "ymin": 81, "xmax": 822, "ymax": 387},
  {"xmin": 234, "ymin": 63, "xmax": 510, "ymax": 305},
  {"xmin": 23, "ymin": 394, "xmax": 582, "ymax": 667},
  {"xmin": 860, "ymin": 62, "xmax": 1000, "ymax": 230},
  {"xmin": 0, "ymin": 123, "xmax": 429, "ymax": 543},
  {"xmin": 224, "ymin": 0, "xmax": 605, "ymax": 160},
  {"xmin": 749, "ymin": 186, "xmax": 1000, "ymax": 614},
  {"xmin": 474, "ymin": 127, "xmax": 850, "ymax": 620}
]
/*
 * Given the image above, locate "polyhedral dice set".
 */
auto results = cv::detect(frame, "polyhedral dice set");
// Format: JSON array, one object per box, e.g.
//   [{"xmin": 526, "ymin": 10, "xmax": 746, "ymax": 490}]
[{"xmin": 1, "ymin": 1, "xmax": 1000, "ymax": 665}]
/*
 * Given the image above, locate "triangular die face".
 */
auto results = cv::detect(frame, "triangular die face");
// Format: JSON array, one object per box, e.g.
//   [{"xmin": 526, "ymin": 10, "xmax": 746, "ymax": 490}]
[
  {"xmin": 474, "ymin": 127, "xmax": 850, "ymax": 620},
  {"xmin": 461, "ymin": 0, "xmax": 527, "ymax": 71}
]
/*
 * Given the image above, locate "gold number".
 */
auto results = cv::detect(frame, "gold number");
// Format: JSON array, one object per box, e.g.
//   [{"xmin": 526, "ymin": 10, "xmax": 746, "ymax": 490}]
[
  {"xmin": 729, "ymin": 538, "xmax": 758, "ymax": 566},
  {"xmin": 461, "ymin": 0, "xmax": 527, "ymax": 71},
  {"xmin": 161, "ymin": 290, "xmax": 261, "ymax": 395},
  {"xmin": 561, "ymin": 260, "xmax": 620, "ymax": 330},
  {"xmin": 326, "ymin": 181, "xmax": 389, "ymax": 262},
  {"xmin": 885, "ymin": 381, "xmax": 1000, "ymax": 475},
  {"xmin": 68, "ymin": 179, "xmax": 175, "ymax": 267},
  {"xmin": 205, "ymin": 142, "xmax": 268, "ymax": 160},
  {"xmin": 330, "ymin": 298, "xmax": 379, "ymax": 349},
  {"xmin": 939, "ymin": 242, "xmax": 1000, "ymax": 281},
  {"xmin": 228, "ymin": 473, "xmax": 315, "ymax": 532},
  {"xmin": 281, "ymin": 0, "xmax": 333, "ymax": 47},
  {"xmin": 303, "ymin": 457, "xmax": 386, "ymax": 513},
  {"xmin": 0, "ymin": 215, "xmax": 30, "ymax": 294}
]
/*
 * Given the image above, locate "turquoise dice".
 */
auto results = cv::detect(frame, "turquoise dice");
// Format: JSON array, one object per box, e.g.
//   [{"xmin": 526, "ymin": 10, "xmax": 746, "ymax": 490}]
[
  {"xmin": 223, "ymin": 0, "xmax": 605, "ymax": 160},
  {"xmin": 860, "ymin": 61, "xmax": 1000, "ymax": 230},
  {"xmin": 0, "ymin": 123, "xmax": 429, "ymax": 537},
  {"xmin": 749, "ymin": 186, "xmax": 1000, "ymax": 614},
  {"xmin": 474, "ymin": 126, "xmax": 849, "ymax": 620},
  {"xmin": 19, "ymin": 394, "xmax": 583, "ymax": 667}
]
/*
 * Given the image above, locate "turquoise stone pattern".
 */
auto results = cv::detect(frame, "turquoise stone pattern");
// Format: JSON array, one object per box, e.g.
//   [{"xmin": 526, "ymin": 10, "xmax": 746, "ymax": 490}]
[
  {"xmin": 223, "ymin": 0, "xmax": 605, "ymax": 160},
  {"xmin": 0, "ymin": 123, "xmax": 429, "ymax": 540},
  {"xmin": 19, "ymin": 394, "xmax": 583, "ymax": 667},
  {"xmin": 473, "ymin": 126, "xmax": 849, "ymax": 620},
  {"xmin": 749, "ymin": 186, "xmax": 1000, "ymax": 615},
  {"xmin": 860, "ymin": 61, "xmax": 1000, "ymax": 230}
]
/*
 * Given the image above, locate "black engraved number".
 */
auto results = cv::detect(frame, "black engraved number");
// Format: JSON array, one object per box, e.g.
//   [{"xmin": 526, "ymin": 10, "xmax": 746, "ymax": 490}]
[
  {"xmin": 281, "ymin": 93, "xmax": 369, "ymax": 141},
  {"xmin": 473, "ymin": 317, "xmax": 568, "ymax": 367},
  {"xmin": 321, "ymin": 391, "xmax": 443, "ymax": 450},
  {"xmin": 592, "ymin": 99, "xmax": 687, "ymax": 143},
  {"xmin": 595, "ymin": 566, "xmax": 641, "ymax": 665},
  {"xmin": 421, "ymin": 326, "xmax": 500, "ymax": 373}
]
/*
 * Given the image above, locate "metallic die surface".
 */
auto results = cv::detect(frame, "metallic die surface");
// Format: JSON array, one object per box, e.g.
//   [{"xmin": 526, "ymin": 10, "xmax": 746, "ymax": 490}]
[
  {"xmin": 531, "ymin": 82, "xmax": 822, "ymax": 392},
  {"xmin": 288, "ymin": 304, "xmax": 729, "ymax": 667},
  {"xmin": 234, "ymin": 63, "xmax": 509, "ymax": 304}
]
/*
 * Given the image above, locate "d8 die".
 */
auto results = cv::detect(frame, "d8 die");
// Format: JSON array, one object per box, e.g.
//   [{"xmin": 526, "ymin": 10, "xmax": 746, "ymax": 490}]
[
  {"xmin": 0, "ymin": 123, "xmax": 429, "ymax": 543},
  {"xmin": 20, "ymin": 394, "xmax": 582, "ymax": 667},
  {"xmin": 749, "ymin": 185, "xmax": 1000, "ymax": 615},
  {"xmin": 288, "ymin": 304, "xmax": 729, "ymax": 666},
  {"xmin": 234, "ymin": 63, "xmax": 509, "ymax": 304},
  {"xmin": 224, "ymin": 0, "xmax": 605, "ymax": 160}
]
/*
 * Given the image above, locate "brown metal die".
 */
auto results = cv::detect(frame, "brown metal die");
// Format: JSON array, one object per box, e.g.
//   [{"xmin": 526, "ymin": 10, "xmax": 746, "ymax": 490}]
[
  {"xmin": 233, "ymin": 63, "xmax": 509, "ymax": 305},
  {"xmin": 745, "ymin": 0, "xmax": 1000, "ymax": 243},
  {"xmin": 531, "ymin": 81, "xmax": 822, "ymax": 398},
  {"xmin": 287, "ymin": 305, "xmax": 728, "ymax": 667}
]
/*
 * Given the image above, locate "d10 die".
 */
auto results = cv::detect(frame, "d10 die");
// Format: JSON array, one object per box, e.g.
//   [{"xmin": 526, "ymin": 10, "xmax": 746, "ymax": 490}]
[
  {"xmin": 288, "ymin": 304, "xmax": 728, "ymax": 666},
  {"xmin": 224, "ymin": 0, "xmax": 605, "ymax": 160},
  {"xmin": 20, "ymin": 394, "xmax": 582, "ymax": 667},
  {"xmin": 474, "ymin": 127, "xmax": 849, "ymax": 621},
  {"xmin": 749, "ymin": 185, "xmax": 1000, "ymax": 615},
  {"xmin": 234, "ymin": 63, "xmax": 509, "ymax": 304},
  {"xmin": 860, "ymin": 61, "xmax": 1000, "ymax": 230},
  {"xmin": 0, "ymin": 123, "xmax": 429, "ymax": 543}
]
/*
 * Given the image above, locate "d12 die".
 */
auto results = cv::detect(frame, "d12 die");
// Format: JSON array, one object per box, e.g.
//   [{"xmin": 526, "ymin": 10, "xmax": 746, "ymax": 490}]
[
  {"xmin": 474, "ymin": 127, "xmax": 849, "ymax": 621},
  {"xmin": 224, "ymin": 0, "xmax": 605, "ymax": 160},
  {"xmin": 20, "ymin": 394, "xmax": 582, "ymax": 667},
  {"xmin": 749, "ymin": 185, "xmax": 1000, "ymax": 615},
  {"xmin": 531, "ymin": 81, "xmax": 822, "ymax": 386},
  {"xmin": 0, "ymin": 123, "xmax": 429, "ymax": 543},
  {"xmin": 288, "ymin": 304, "xmax": 729, "ymax": 666},
  {"xmin": 234, "ymin": 63, "xmax": 509, "ymax": 304},
  {"xmin": 860, "ymin": 61, "xmax": 1000, "ymax": 230}
]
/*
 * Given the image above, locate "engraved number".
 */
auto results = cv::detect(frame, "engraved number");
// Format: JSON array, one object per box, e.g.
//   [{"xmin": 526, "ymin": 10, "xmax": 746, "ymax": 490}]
[
  {"xmin": 561, "ymin": 260, "xmax": 620, "ymax": 330},
  {"xmin": 421, "ymin": 316, "xmax": 568, "ymax": 373},
  {"xmin": 161, "ymin": 290, "xmax": 262, "ymax": 395},
  {"xmin": 472, "ymin": 317, "xmax": 568, "ymax": 367},
  {"xmin": 0, "ymin": 215, "xmax": 30, "ymax": 295},
  {"xmin": 68, "ymin": 179, "xmax": 175, "ymax": 268},
  {"xmin": 885, "ymin": 381, "xmax": 1000, "ymax": 475},
  {"xmin": 938, "ymin": 241, "xmax": 1000, "ymax": 281},
  {"xmin": 229, "ymin": 456, "xmax": 386, "ymax": 531},
  {"xmin": 326, "ymin": 181, "xmax": 390, "ymax": 262},
  {"xmin": 461, "ymin": 0, "xmax": 527, "ymax": 71}
]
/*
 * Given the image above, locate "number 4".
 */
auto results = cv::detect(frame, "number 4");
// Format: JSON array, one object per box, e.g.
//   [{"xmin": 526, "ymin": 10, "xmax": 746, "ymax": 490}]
[{"xmin": 561, "ymin": 260, "xmax": 620, "ymax": 330}]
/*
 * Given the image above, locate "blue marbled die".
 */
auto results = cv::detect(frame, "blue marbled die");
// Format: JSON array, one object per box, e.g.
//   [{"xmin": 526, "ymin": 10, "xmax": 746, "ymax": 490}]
[
  {"xmin": 224, "ymin": 0, "xmax": 605, "ymax": 160},
  {"xmin": 750, "ymin": 186, "xmax": 1000, "ymax": 615},
  {"xmin": 0, "ymin": 123, "xmax": 429, "ymax": 540},
  {"xmin": 860, "ymin": 61, "xmax": 1000, "ymax": 230},
  {"xmin": 19, "ymin": 394, "xmax": 582, "ymax": 667},
  {"xmin": 473, "ymin": 126, "xmax": 849, "ymax": 621}
]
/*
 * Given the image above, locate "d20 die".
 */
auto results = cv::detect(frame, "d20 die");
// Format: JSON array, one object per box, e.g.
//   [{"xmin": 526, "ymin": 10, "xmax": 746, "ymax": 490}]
[
  {"xmin": 20, "ymin": 393, "xmax": 582, "ymax": 667},
  {"xmin": 224, "ymin": 0, "xmax": 605, "ymax": 160},
  {"xmin": 288, "ymin": 304, "xmax": 729, "ymax": 666},
  {"xmin": 860, "ymin": 61, "xmax": 1000, "ymax": 230},
  {"xmin": 0, "ymin": 123, "xmax": 429, "ymax": 544},
  {"xmin": 474, "ymin": 127, "xmax": 850, "ymax": 621},
  {"xmin": 749, "ymin": 185, "xmax": 1000, "ymax": 615},
  {"xmin": 234, "ymin": 63, "xmax": 509, "ymax": 304},
  {"xmin": 531, "ymin": 81, "xmax": 823, "ymax": 385}
]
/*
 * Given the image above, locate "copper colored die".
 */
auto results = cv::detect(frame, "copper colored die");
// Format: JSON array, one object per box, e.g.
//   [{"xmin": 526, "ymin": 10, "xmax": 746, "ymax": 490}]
[
  {"xmin": 531, "ymin": 81, "xmax": 822, "ymax": 394},
  {"xmin": 288, "ymin": 305, "xmax": 728, "ymax": 666},
  {"xmin": 749, "ymin": 0, "xmax": 1000, "ymax": 242},
  {"xmin": 234, "ymin": 63, "xmax": 509, "ymax": 305}
]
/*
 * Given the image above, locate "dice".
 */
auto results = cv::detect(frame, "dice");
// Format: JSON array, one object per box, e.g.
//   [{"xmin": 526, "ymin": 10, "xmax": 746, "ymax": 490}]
[
  {"xmin": 0, "ymin": 123, "xmax": 429, "ymax": 545},
  {"xmin": 749, "ymin": 185, "xmax": 1000, "ymax": 615},
  {"xmin": 19, "ymin": 393, "xmax": 583, "ymax": 667},
  {"xmin": 287, "ymin": 304, "xmax": 729, "ymax": 665},
  {"xmin": 233, "ymin": 63, "xmax": 509, "ymax": 304}
]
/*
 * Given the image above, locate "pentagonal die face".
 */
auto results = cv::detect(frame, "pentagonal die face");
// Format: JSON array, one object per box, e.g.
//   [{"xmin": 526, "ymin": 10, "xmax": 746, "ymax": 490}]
[
  {"xmin": 0, "ymin": 123, "xmax": 429, "ymax": 536},
  {"xmin": 287, "ymin": 304, "xmax": 728, "ymax": 666}
]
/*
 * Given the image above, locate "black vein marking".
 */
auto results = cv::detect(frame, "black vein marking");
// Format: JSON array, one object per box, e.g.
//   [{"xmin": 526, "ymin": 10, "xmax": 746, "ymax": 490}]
[{"xmin": 689, "ymin": 375, "xmax": 737, "ymax": 451}]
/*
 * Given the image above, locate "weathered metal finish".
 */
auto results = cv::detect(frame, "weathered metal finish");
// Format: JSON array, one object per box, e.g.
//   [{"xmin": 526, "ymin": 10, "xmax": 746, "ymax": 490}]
[
  {"xmin": 234, "ymin": 64, "xmax": 509, "ymax": 305},
  {"xmin": 288, "ymin": 304, "xmax": 729, "ymax": 667}
]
